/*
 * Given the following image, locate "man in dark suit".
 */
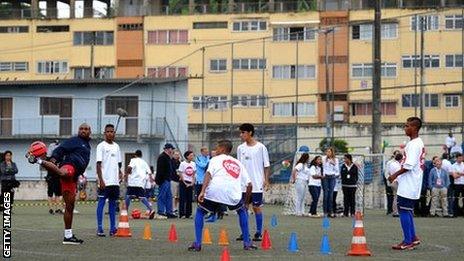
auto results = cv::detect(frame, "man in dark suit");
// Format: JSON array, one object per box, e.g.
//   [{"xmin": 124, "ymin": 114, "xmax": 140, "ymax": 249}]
[{"xmin": 155, "ymin": 143, "xmax": 177, "ymax": 218}]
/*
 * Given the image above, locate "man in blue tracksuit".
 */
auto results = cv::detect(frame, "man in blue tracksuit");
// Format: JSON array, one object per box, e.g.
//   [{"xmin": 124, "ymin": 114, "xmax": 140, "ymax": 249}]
[{"xmin": 194, "ymin": 147, "xmax": 210, "ymax": 200}]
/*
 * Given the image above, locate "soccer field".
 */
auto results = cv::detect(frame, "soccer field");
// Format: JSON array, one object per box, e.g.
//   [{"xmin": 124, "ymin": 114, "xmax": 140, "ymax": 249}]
[{"xmin": 7, "ymin": 202, "xmax": 464, "ymax": 261}]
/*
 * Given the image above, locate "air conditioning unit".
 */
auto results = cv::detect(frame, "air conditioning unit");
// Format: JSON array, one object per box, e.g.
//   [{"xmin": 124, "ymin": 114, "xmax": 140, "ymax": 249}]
[{"xmin": 334, "ymin": 114, "xmax": 344, "ymax": 122}]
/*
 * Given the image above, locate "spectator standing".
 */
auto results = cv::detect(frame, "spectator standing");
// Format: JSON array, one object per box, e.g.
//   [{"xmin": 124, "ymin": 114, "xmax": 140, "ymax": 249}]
[
  {"xmin": 452, "ymin": 153, "xmax": 464, "ymax": 217},
  {"xmin": 171, "ymin": 150, "xmax": 181, "ymax": 215},
  {"xmin": 155, "ymin": 143, "xmax": 176, "ymax": 218},
  {"xmin": 0, "ymin": 151, "xmax": 19, "ymax": 211},
  {"xmin": 194, "ymin": 147, "xmax": 210, "ymax": 200},
  {"xmin": 446, "ymin": 132, "xmax": 456, "ymax": 155},
  {"xmin": 441, "ymin": 153, "xmax": 454, "ymax": 217},
  {"xmin": 290, "ymin": 153, "xmax": 310, "ymax": 216},
  {"xmin": 341, "ymin": 154, "xmax": 358, "ymax": 217},
  {"xmin": 178, "ymin": 151, "xmax": 196, "ymax": 219},
  {"xmin": 322, "ymin": 147, "xmax": 339, "ymax": 218},
  {"xmin": 428, "ymin": 157, "xmax": 450, "ymax": 217},
  {"xmin": 308, "ymin": 156, "xmax": 323, "ymax": 217},
  {"xmin": 386, "ymin": 151, "xmax": 403, "ymax": 217}
]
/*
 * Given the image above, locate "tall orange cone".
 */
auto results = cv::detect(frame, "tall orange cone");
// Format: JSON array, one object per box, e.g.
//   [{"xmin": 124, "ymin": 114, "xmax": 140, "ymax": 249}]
[
  {"xmin": 142, "ymin": 222, "xmax": 152, "ymax": 240},
  {"xmin": 347, "ymin": 211, "xmax": 371, "ymax": 256},
  {"xmin": 220, "ymin": 247, "xmax": 231, "ymax": 261},
  {"xmin": 202, "ymin": 227, "xmax": 212, "ymax": 245},
  {"xmin": 115, "ymin": 202, "xmax": 132, "ymax": 237},
  {"xmin": 218, "ymin": 228, "xmax": 229, "ymax": 246},
  {"xmin": 261, "ymin": 229, "xmax": 272, "ymax": 250},
  {"xmin": 168, "ymin": 223, "xmax": 178, "ymax": 243}
]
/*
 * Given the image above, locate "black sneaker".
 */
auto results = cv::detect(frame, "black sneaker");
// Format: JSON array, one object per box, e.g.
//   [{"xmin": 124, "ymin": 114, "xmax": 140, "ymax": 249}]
[
  {"xmin": 96, "ymin": 229, "xmax": 105, "ymax": 237},
  {"xmin": 63, "ymin": 235, "xmax": 84, "ymax": 245},
  {"xmin": 236, "ymin": 234, "xmax": 244, "ymax": 241},
  {"xmin": 109, "ymin": 229, "xmax": 117, "ymax": 237},
  {"xmin": 243, "ymin": 243, "xmax": 258, "ymax": 250},
  {"xmin": 148, "ymin": 210, "xmax": 156, "ymax": 220},
  {"xmin": 55, "ymin": 209, "xmax": 63, "ymax": 214},
  {"xmin": 49, "ymin": 209, "xmax": 54, "ymax": 215},
  {"xmin": 252, "ymin": 232, "xmax": 262, "ymax": 242},
  {"xmin": 166, "ymin": 213, "xmax": 177, "ymax": 219},
  {"xmin": 187, "ymin": 243, "xmax": 201, "ymax": 252}
]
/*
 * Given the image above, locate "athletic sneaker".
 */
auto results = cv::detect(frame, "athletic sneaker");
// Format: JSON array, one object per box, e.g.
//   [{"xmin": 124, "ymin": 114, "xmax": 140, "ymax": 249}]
[
  {"xmin": 252, "ymin": 232, "xmax": 262, "ymax": 242},
  {"xmin": 166, "ymin": 213, "xmax": 177, "ymax": 219},
  {"xmin": 154, "ymin": 214, "xmax": 167, "ymax": 220},
  {"xmin": 412, "ymin": 236, "xmax": 421, "ymax": 246},
  {"xmin": 243, "ymin": 243, "xmax": 258, "ymax": 250},
  {"xmin": 392, "ymin": 242, "xmax": 415, "ymax": 250},
  {"xmin": 187, "ymin": 243, "xmax": 201, "ymax": 252},
  {"xmin": 109, "ymin": 229, "xmax": 117, "ymax": 237},
  {"xmin": 63, "ymin": 235, "xmax": 84, "ymax": 245},
  {"xmin": 236, "ymin": 234, "xmax": 244, "ymax": 241},
  {"xmin": 55, "ymin": 209, "xmax": 63, "ymax": 214},
  {"xmin": 49, "ymin": 209, "xmax": 54, "ymax": 215},
  {"xmin": 148, "ymin": 210, "xmax": 156, "ymax": 220},
  {"xmin": 96, "ymin": 230, "xmax": 106, "ymax": 237}
]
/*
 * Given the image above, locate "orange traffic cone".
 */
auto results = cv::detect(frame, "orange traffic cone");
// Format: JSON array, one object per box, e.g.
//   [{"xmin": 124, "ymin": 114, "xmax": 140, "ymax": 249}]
[
  {"xmin": 202, "ymin": 227, "xmax": 212, "ymax": 245},
  {"xmin": 218, "ymin": 228, "xmax": 229, "ymax": 246},
  {"xmin": 142, "ymin": 222, "xmax": 152, "ymax": 240},
  {"xmin": 220, "ymin": 247, "xmax": 231, "ymax": 261},
  {"xmin": 347, "ymin": 211, "xmax": 371, "ymax": 256},
  {"xmin": 115, "ymin": 203, "xmax": 132, "ymax": 237},
  {"xmin": 168, "ymin": 223, "xmax": 178, "ymax": 243},
  {"xmin": 261, "ymin": 229, "xmax": 272, "ymax": 250}
]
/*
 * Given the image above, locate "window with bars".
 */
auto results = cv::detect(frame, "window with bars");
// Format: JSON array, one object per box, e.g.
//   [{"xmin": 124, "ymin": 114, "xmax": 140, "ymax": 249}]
[
  {"xmin": 37, "ymin": 25, "xmax": 69, "ymax": 33},
  {"xmin": 351, "ymin": 63, "xmax": 397, "ymax": 78},
  {"xmin": 272, "ymin": 65, "xmax": 316, "ymax": 79},
  {"xmin": 273, "ymin": 26, "xmax": 316, "ymax": 41},
  {"xmin": 272, "ymin": 102, "xmax": 315, "ymax": 117},
  {"xmin": 445, "ymin": 15, "xmax": 463, "ymax": 29},
  {"xmin": 37, "ymin": 61, "xmax": 68, "ymax": 74},
  {"xmin": 118, "ymin": 23, "xmax": 143, "ymax": 31},
  {"xmin": 210, "ymin": 59, "xmax": 227, "ymax": 72},
  {"xmin": 192, "ymin": 96, "xmax": 228, "ymax": 110},
  {"xmin": 445, "ymin": 54, "xmax": 463, "ymax": 68},
  {"xmin": 74, "ymin": 67, "xmax": 114, "ymax": 79},
  {"xmin": 0, "ymin": 62, "xmax": 28, "ymax": 72},
  {"xmin": 444, "ymin": 95, "xmax": 460, "ymax": 108},
  {"xmin": 410, "ymin": 15, "xmax": 439, "ymax": 31},
  {"xmin": 105, "ymin": 96, "xmax": 138, "ymax": 116},
  {"xmin": 73, "ymin": 31, "xmax": 114, "ymax": 45},
  {"xmin": 232, "ymin": 20, "xmax": 267, "ymax": 32},
  {"xmin": 0, "ymin": 26, "xmax": 28, "ymax": 33},
  {"xmin": 147, "ymin": 30, "xmax": 188, "ymax": 44},
  {"xmin": 401, "ymin": 55, "xmax": 440, "ymax": 68},
  {"xmin": 351, "ymin": 102, "xmax": 396, "ymax": 116},
  {"xmin": 352, "ymin": 23, "xmax": 398, "ymax": 40},
  {"xmin": 402, "ymin": 94, "xmax": 439, "ymax": 108},
  {"xmin": 232, "ymin": 59, "xmax": 266, "ymax": 70},
  {"xmin": 232, "ymin": 95, "xmax": 267, "ymax": 107},
  {"xmin": 146, "ymin": 66, "xmax": 188, "ymax": 78}
]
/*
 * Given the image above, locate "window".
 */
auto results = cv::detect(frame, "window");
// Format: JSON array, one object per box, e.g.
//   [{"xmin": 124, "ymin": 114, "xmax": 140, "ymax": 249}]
[
  {"xmin": 445, "ymin": 54, "xmax": 463, "ymax": 68},
  {"xmin": 272, "ymin": 102, "xmax": 315, "ymax": 116},
  {"xmin": 36, "ymin": 25, "xmax": 69, "ymax": 33},
  {"xmin": 410, "ymin": 15, "xmax": 439, "ymax": 31},
  {"xmin": 273, "ymin": 26, "xmax": 316, "ymax": 41},
  {"xmin": 0, "ymin": 26, "xmax": 28, "ymax": 33},
  {"xmin": 40, "ymin": 97, "xmax": 72, "ymax": 116},
  {"xmin": 444, "ymin": 95, "xmax": 460, "ymax": 108},
  {"xmin": 445, "ymin": 15, "xmax": 463, "ymax": 29},
  {"xmin": 192, "ymin": 96, "xmax": 227, "ymax": 110},
  {"xmin": 147, "ymin": 66, "xmax": 188, "ymax": 78},
  {"xmin": 351, "ymin": 63, "xmax": 396, "ymax": 77},
  {"xmin": 232, "ymin": 59, "xmax": 266, "ymax": 70},
  {"xmin": 74, "ymin": 67, "xmax": 114, "ymax": 79},
  {"xmin": 118, "ymin": 23, "xmax": 143, "ymax": 31},
  {"xmin": 193, "ymin": 22, "xmax": 228, "ymax": 29},
  {"xmin": 351, "ymin": 102, "xmax": 396, "ymax": 116},
  {"xmin": 37, "ymin": 61, "xmax": 68, "ymax": 74},
  {"xmin": 402, "ymin": 94, "xmax": 439, "ymax": 108},
  {"xmin": 232, "ymin": 20, "xmax": 267, "ymax": 32},
  {"xmin": 232, "ymin": 95, "xmax": 267, "ymax": 107},
  {"xmin": 147, "ymin": 30, "xmax": 188, "ymax": 44},
  {"xmin": 105, "ymin": 96, "xmax": 138, "ymax": 116},
  {"xmin": 272, "ymin": 65, "xmax": 316, "ymax": 79},
  {"xmin": 210, "ymin": 59, "xmax": 227, "ymax": 72},
  {"xmin": 73, "ymin": 31, "xmax": 114, "ymax": 45},
  {"xmin": 352, "ymin": 23, "xmax": 398, "ymax": 40},
  {"xmin": 401, "ymin": 55, "xmax": 440, "ymax": 68},
  {"xmin": 0, "ymin": 62, "xmax": 28, "ymax": 72}
]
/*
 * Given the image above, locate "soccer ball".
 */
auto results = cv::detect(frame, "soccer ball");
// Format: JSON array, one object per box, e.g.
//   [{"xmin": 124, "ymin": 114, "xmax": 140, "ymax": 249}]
[
  {"xmin": 282, "ymin": 160, "xmax": 291, "ymax": 169},
  {"xmin": 131, "ymin": 209, "xmax": 142, "ymax": 219},
  {"xmin": 28, "ymin": 141, "xmax": 47, "ymax": 158}
]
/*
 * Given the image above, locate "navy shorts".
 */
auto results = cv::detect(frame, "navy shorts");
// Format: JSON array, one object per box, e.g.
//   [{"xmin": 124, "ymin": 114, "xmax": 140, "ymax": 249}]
[
  {"xmin": 199, "ymin": 198, "xmax": 243, "ymax": 213},
  {"xmin": 97, "ymin": 185, "xmax": 120, "ymax": 201},
  {"xmin": 126, "ymin": 186, "xmax": 146, "ymax": 198},
  {"xmin": 242, "ymin": 192, "xmax": 264, "ymax": 207},
  {"xmin": 397, "ymin": 195, "xmax": 416, "ymax": 211}
]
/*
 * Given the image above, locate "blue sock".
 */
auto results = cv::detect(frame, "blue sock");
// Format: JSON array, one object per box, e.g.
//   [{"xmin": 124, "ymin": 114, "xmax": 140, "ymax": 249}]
[
  {"xmin": 109, "ymin": 200, "xmax": 117, "ymax": 231},
  {"xmin": 408, "ymin": 211, "xmax": 416, "ymax": 240},
  {"xmin": 124, "ymin": 196, "xmax": 131, "ymax": 210},
  {"xmin": 140, "ymin": 197, "xmax": 152, "ymax": 211},
  {"xmin": 96, "ymin": 197, "xmax": 106, "ymax": 231},
  {"xmin": 256, "ymin": 212, "xmax": 263, "ymax": 235},
  {"xmin": 399, "ymin": 209, "xmax": 412, "ymax": 244},
  {"xmin": 237, "ymin": 207, "xmax": 251, "ymax": 245},
  {"xmin": 194, "ymin": 208, "xmax": 207, "ymax": 245}
]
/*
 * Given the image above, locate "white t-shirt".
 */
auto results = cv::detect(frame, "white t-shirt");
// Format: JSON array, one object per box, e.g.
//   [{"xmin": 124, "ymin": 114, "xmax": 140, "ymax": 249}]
[
  {"xmin": 179, "ymin": 161, "xmax": 196, "ymax": 183},
  {"xmin": 205, "ymin": 154, "xmax": 251, "ymax": 206},
  {"xmin": 237, "ymin": 142, "xmax": 270, "ymax": 193},
  {"xmin": 446, "ymin": 136, "xmax": 456, "ymax": 148},
  {"xmin": 450, "ymin": 145, "xmax": 463, "ymax": 155},
  {"xmin": 385, "ymin": 160, "xmax": 401, "ymax": 186},
  {"xmin": 322, "ymin": 156, "xmax": 340, "ymax": 176},
  {"xmin": 452, "ymin": 162, "xmax": 464, "ymax": 185},
  {"xmin": 128, "ymin": 157, "xmax": 151, "ymax": 188},
  {"xmin": 96, "ymin": 141, "xmax": 122, "ymax": 186},
  {"xmin": 442, "ymin": 159, "xmax": 453, "ymax": 173},
  {"xmin": 396, "ymin": 137, "xmax": 425, "ymax": 200},
  {"xmin": 308, "ymin": 165, "xmax": 322, "ymax": 186},
  {"xmin": 294, "ymin": 163, "xmax": 310, "ymax": 181}
]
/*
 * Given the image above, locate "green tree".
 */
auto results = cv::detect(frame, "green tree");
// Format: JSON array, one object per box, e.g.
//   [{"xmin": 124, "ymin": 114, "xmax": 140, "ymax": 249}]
[{"xmin": 319, "ymin": 138, "xmax": 348, "ymax": 154}]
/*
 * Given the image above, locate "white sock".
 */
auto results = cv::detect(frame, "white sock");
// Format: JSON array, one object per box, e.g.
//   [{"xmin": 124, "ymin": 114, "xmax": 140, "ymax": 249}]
[{"xmin": 64, "ymin": 229, "xmax": 73, "ymax": 239}]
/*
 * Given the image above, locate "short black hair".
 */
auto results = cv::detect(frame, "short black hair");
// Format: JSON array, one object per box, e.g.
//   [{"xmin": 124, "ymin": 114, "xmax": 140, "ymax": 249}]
[
  {"xmin": 135, "ymin": 150, "xmax": 142, "ymax": 157},
  {"xmin": 184, "ymin": 150, "xmax": 194, "ymax": 159},
  {"xmin": 217, "ymin": 140, "xmax": 233, "ymax": 153},
  {"xmin": 344, "ymin": 154, "xmax": 353, "ymax": 162},
  {"xmin": 239, "ymin": 123, "xmax": 255, "ymax": 136},
  {"xmin": 456, "ymin": 152, "xmax": 463, "ymax": 158},
  {"xmin": 407, "ymin": 117, "xmax": 422, "ymax": 130},
  {"xmin": 3, "ymin": 150, "xmax": 12, "ymax": 160},
  {"xmin": 442, "ymin": 153, "xmax": 449, "ymax": 160},
  {"xmin": 105, "ymin": 124, "xmax": 115, "ymax": 130}
]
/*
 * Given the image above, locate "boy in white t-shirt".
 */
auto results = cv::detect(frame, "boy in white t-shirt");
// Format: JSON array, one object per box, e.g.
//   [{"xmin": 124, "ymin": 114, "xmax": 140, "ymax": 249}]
[
  {"xmin": 96, "ymin": 124, "xmax": 123, "ymax": 237},
  {"xmin": 388, "ymin": 117, "xmax": 425, "ymax": 250},
  {"xmin": 124, "ymin": 150, "xmax": 156, "ymax": 219},
  {"xmin": 188, "ymin": 140, "xmax": 257, "ymax": 252},
  {"xmin": 236, "ymin": 123, "xmax": 270, "ymax": 242}
]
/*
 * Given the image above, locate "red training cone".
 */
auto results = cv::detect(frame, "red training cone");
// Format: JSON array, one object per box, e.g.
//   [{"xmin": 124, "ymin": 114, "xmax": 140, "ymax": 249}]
[
  {"xmin": 168, "ymin": 223, "xmax": 178, "ymax": 243},
  {"xmin": 261, "ymin": 229, "xmax": 272, "ymax": 250},
  {"xmin": 220, "ymin": 247, "xmax": 231, "ymax": 261}
]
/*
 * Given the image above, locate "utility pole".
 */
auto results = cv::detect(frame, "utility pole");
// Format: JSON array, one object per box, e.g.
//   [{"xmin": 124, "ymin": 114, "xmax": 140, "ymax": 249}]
[
  {"xmin": 323, "ymin": 28, "xmax": 334, "ymax": 147},
  {"xmin": 201, "ymin": 48, "xmax": 205, "ymax": 146},
  {"xmin": 419, "ymin": 16, "xmax": 425, "ymax": 121},
  {"xmin": 90, "ymin": 32, "xmax": 95, "ymax": 79},
  {"xmin": 461, "ymin": 9, "xmax": 463, "ymax": 146},
  {"xmin": 414, "ymin": 14, "xmax": 418, "ymax": 117}
]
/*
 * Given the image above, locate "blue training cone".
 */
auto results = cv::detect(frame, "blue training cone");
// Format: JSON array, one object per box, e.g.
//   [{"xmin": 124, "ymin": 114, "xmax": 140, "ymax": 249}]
[
  {"xmin": 271, "ymin": 214, "xmax": 278, "ymax": 228},
  {"xmin": 287, "ymin": 232, "xmax": 299, "ymax": 253},
  {"xmin": 322, "ymin": 216, "xmax": 330, "ymax": 229},
  {"xmin": 320, "ymin": 233, "xmax": 331, "ymax": 255}
]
